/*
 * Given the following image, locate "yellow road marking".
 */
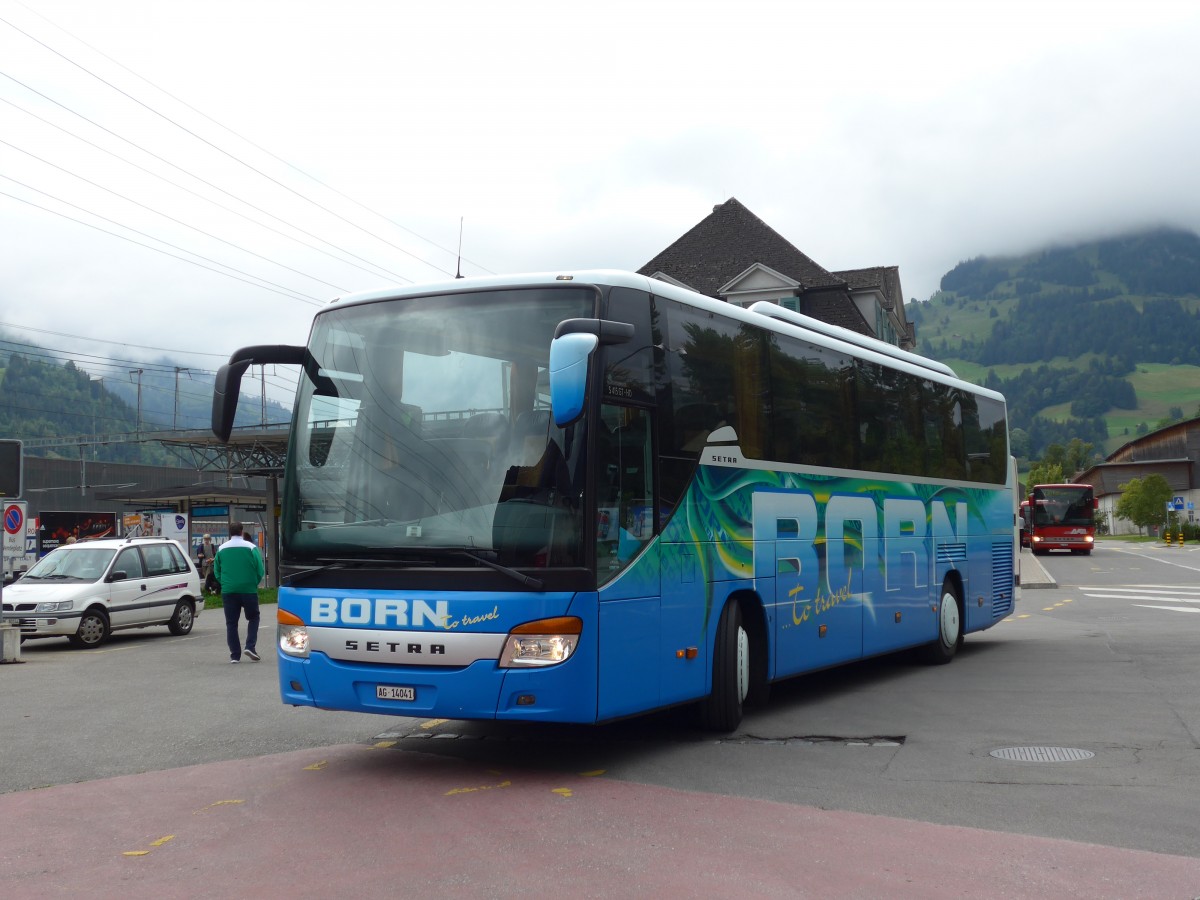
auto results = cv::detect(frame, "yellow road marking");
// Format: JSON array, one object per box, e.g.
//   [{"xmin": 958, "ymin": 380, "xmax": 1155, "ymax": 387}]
[
  {"xmin": 370, "ymin": 740, "xmax": 398, "ymax": 750},
  {"xmin": 420, "ymin": 719, "xmax": 448, "ymax": 729},
  {"xmin": 195, "ymin": 799, "xmax": 245, "ymax": 814},
  {"xmin": 579, "ymin": 769, "xmax": 605, "ymax": 777},
  {"xmin": 303, "ymin": 760, "xmax": 328, "ymax": 770},
  {"xmin": 446, "ymin": 780, "xmax": 512, "ymax": 796},
  {"xmin": 123, "ymin": 835, "xmax": 174, "ymax": 857},
  {"xmin": 552, "ymin": 787, "xmax": 573, "ymax": 798}
]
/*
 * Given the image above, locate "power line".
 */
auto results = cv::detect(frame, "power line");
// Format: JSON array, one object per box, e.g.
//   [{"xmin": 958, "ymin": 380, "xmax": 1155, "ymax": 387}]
[
  {"xmin": 0, "ymin": 13, "xmax": 460, "ymax": 278},
  {"xmin": 0, "ymin": 188, "xmax": 326, "ymax": 305},
  {"xmin": 0, "ymin": 139, "xmax": 344, "ymax": 296},
  {"xmin": 0, "ymin": 93, "xmax": 411, "ymax": 285},
  {"xmin": 0, "ymin": 69, "xmax": 418, "ymax": 285},
  {"xmin": 0, "ymin": 171, "xmax": 328, "ymax": 303},
  {"xmin": 14, "ymin": 2, "xmax": 495, "ymax": 275},
  {"xmin": 0, "ymin": 339, "xmax": 298, "ymax": 404}
]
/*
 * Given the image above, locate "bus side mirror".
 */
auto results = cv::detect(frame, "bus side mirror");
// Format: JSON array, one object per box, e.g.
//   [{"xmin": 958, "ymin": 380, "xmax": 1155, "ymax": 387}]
[
  {"xmin": 548, "ymin": 333, "xmax": 599, "ymax": 427},
  {"xmin": 212, "ymin": 345, "xmax": 307, "ymax": 442},
  {"xmin": 212, "ymin": 360, "xmax": 251, "ymax": 442},
  {"xmin": 548, "ymin": 319, "xmax": 634, "ymax": 428}
]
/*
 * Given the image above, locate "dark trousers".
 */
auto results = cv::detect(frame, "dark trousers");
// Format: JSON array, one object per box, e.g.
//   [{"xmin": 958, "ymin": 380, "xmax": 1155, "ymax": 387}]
[{"xmin": 223, "ymin": 592, "xmax": 261, "ymax": 660}]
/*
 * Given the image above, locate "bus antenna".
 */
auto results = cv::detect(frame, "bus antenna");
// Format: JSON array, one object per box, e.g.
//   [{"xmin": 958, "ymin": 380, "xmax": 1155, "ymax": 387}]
[{"xmin": 455, "ymin": 217, "xmax": 464, "ymax": 279}]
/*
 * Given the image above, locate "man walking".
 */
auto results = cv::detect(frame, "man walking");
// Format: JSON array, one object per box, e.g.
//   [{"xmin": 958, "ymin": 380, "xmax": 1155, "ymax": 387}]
[{"xmin": 214, "ymin": 522, "xmax": 265, "ymax": 663}]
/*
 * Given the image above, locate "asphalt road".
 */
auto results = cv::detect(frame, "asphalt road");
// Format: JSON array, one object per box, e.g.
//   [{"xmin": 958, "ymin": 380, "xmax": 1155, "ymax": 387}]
[{"xmin": 3, "ymin": 543, "xmax": 1199, "ymax": 895}]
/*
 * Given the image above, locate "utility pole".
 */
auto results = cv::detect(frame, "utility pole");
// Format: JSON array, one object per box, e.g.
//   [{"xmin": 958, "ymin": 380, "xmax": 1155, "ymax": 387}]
[
  {"xmin": 174, "ymin": 367, "xmax": 191, "ymax": 430},
  {"xmin": 129, "ymin": 368, "xmax": 144, "ymax": 436}
]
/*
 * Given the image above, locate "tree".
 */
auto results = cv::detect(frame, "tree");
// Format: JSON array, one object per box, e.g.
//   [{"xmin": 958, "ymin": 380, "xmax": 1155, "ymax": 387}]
[
  {"xmin": 1009, "ymin": 427, "xmax": 1031, "ymax": 460},
  {"xmin": 1064, "ymin": 438, "xmax": 1096, "ymax": 476},
  {"xmin": 1027, "ymin": 460, "xmax": 1064, "ymax": 486},
  {"xmin": 1115, "ymin": 475, "xmax": 1172, "ymax": 535}
]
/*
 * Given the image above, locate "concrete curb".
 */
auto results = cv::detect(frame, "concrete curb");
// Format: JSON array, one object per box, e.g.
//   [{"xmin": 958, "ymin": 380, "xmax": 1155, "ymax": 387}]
[{"xmin": 1020, "ymin": 549, "xmax": 1057, "ymax": 589}]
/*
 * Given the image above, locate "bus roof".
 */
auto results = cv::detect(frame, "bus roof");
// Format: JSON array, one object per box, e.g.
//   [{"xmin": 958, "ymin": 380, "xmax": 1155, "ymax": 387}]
[{"xmin": 328, "ymin": 270, "xmax": 1002, "ymax": 403}]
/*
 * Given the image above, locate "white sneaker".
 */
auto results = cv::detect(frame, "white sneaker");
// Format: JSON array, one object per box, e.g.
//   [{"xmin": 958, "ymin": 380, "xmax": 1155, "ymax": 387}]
[{"xmin": 229, "ymin": 658, "xmax": 240, "ymax": 664}]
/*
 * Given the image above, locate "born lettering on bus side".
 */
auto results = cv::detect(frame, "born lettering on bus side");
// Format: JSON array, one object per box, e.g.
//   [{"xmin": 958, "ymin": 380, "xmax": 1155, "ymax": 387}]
[{"xmin": 712, "ymin": 455, "xmax": 738, "ymax": 463}]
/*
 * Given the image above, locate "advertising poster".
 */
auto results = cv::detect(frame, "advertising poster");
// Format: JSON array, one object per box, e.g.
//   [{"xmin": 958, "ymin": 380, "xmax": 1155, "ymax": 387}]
[{"xmin": 39, "ymin": 511, "xmax": 117, "ymax": 554}]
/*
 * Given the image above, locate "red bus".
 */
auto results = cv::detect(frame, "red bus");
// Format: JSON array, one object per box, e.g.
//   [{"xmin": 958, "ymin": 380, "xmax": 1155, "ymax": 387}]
[{"xmin": 1023, "ymin": 484, "xmax": 1096, "ymax": 555}]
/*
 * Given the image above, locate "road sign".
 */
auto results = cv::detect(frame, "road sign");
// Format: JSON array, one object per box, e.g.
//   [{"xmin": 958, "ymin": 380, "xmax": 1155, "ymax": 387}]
[
  {"xmin": 3, "ymin": 501, "xmax": 27, "ymax": 563},
  {"xmin": 4, "ymin": 503, "xmax": 23, "ymax": 535},
  {"xmin": 1173, "ymin": 496, "xmax": 1185, "ymax": 511}
]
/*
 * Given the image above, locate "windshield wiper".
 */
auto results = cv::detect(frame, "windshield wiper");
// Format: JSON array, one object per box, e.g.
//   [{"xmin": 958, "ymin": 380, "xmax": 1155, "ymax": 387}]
[
  {"xmin": 451, "ymin": 550, "xmax": 543, "ymax": 590},
  {"xmin": 283, "ymin": 563, "xmax": 342, "ymax": 587}
]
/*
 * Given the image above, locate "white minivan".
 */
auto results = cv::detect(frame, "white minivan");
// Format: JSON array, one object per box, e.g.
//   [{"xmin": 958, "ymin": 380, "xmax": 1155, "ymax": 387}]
[{"xmin": 1, "ymin": 536, "xmax": 203, "ymax": 648}]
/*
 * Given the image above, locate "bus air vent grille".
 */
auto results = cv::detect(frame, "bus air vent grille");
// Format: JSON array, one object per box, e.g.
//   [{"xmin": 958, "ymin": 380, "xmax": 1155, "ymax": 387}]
[
  {"xmin": 936, "ymin": 543, "xmax": 967, "ymax": 564},
  {"xmin": 991, "ymin": 542, "xmax": 1014, "ymax": 618}
]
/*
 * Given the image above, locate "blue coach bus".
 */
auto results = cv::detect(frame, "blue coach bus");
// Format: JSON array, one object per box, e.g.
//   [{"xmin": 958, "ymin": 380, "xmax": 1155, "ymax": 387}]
[{"xmin": 212, "ymin": 270, "xmax": 1016, "ymax": 731}]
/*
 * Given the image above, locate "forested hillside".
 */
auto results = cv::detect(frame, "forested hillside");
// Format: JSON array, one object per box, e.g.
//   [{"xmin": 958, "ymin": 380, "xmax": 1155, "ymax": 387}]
[
  {"xmin": 908, "ymin": 227, "xmax": 1200, "ymax": 466},
  {"xmin": 0, "ymin": 344, "xmax": 290, "ymax": 464}
]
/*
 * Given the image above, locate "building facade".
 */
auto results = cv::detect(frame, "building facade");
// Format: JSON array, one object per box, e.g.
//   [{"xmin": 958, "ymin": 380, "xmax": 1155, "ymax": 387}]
[
  {"xmin": 1077, "ymin": 418, "xmax": 1200, "ymax": 534},
  {"xmin": 638, "ymin": 198, "xmax": 915, "ymax": 350}
]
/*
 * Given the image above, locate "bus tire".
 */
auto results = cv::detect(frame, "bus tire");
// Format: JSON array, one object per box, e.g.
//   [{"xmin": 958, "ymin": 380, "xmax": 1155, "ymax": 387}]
[
  {"xmin": 920, "ymin": 579, "xmax": 962, "ymax": 665},
  {"xmin": 700, "ymin": 601, "xmax": 748, "ymax": 732}
]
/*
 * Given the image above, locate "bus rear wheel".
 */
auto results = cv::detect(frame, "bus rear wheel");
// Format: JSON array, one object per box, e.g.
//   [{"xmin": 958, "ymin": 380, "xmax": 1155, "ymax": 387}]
[
  {"xmin": 920, "ymin": 579, "xmax": 962, "ymax": 665},
  {"xmin": 699, "ymin": 601, "xmax": 748, "ymax": 732}
]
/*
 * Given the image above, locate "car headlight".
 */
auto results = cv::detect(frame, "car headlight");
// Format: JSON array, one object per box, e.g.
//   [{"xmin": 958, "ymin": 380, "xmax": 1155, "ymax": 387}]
[
  {"xmin": 35, "ymin": 600, "xmax": 75, "ymax": 613},
  {"xmin": 277, "ymin": 609, "xmax": 310, "ymax": 658},
  {"xmin": 499, "ymin": 617, "xmax": 582, "ymax": 668}
]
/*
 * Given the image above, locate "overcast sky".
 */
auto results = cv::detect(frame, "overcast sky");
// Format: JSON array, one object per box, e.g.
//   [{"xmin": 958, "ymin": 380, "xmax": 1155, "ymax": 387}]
[{"xmin": 2, "ymin": 0, "xmax": 1199, "ymax": 408}]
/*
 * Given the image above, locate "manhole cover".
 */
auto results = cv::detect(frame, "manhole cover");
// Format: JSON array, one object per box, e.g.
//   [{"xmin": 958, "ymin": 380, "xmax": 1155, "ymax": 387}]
[{"xmin": 990, "ymin": 746, "xmax": 1095, "ymax": 762}]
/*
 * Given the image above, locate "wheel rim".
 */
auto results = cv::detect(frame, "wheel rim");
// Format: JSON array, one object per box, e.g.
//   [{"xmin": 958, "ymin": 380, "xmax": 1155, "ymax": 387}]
[
  {"xmin": 735, "ymin": 625, "xmax": 750, "ymax": 703},
  {"xmin": 940, "ymin": 590, "xmax": 960, "ymax": 647},
  {"xmin": 177, "ymin": 604, "xmax": 194, "ymax": 630},
  {"xmin": 78, "ymin": 614, "xmax": 105, "ymax": 645}
]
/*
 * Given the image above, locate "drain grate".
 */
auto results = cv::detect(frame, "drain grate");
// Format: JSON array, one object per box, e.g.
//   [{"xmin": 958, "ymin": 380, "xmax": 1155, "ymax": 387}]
[{"xmin": 990, "ymin": 746, "xmax": 1095, "ymax": 762}]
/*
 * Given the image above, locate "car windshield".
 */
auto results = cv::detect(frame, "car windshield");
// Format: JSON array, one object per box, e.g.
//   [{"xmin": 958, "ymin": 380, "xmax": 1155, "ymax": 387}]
[
  {"xmin": 23, "ymin": 547, "xmax": 115, "ymax": 582},
  {"xmin": 285, "ymin": 286, "xmax": 594, "ymax": 569}
]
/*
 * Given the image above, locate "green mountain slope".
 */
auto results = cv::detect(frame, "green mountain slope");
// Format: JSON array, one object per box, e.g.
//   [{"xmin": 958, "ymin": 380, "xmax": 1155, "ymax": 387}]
[
  {"xmin": 0, "ymin": 343, "xmax": 291, "ymax": 464},
  {"xmin": 907, "ymin": 228, "xmax": 1200, "ymax": 463}
]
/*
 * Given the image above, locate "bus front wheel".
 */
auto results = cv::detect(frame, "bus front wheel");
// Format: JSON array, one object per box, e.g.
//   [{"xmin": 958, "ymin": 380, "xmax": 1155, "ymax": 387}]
[
  {"xmin": 699, "ymin": 601, "xmax": 748, "ymax": 732},
  {"xmin": 920, "ymin": 579, "xmax": 962, "ymax": 665}
]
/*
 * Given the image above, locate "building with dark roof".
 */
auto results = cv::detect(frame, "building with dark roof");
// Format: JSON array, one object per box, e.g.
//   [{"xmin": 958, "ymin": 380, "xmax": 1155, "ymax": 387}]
[
  {"xmin": 638, "ymin": 198, "xmax": 915, "ymax": 350},
  {"xmin": 1076, "ymin": 417, "xmax": 1200, "ymax": 534}
]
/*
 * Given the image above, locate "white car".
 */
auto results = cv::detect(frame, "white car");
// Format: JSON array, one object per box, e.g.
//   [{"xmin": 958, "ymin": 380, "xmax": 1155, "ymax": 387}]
[{"xmin": 1, "ymin": 537, "xmax": 203, "ymax": 648}]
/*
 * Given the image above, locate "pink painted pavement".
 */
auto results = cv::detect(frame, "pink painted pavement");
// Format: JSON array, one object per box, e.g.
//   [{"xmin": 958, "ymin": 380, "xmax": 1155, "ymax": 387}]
[{"xmin": 2, "ymin": 743, "xmax": 1197, "ymax": 898}]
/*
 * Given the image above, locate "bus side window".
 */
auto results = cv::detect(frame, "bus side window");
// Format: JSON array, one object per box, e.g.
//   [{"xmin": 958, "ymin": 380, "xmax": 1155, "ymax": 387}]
[{"xmin": 597, "ymin": 404, "xmax": 655, "ymax": 579}]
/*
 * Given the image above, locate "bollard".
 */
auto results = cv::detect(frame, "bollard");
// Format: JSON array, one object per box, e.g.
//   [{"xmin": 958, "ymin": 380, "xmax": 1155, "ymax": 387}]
[
  {"xmin": 0, "ymin": 622, "xmax": 21, "ymax": 663},
  {"xmin": 1179, "ymin": 533, "xmax": 1185, "ymax": 547},
  {"xmin": 1164, "ymin": 532, "xmax": 1172, "ymax": 544}
]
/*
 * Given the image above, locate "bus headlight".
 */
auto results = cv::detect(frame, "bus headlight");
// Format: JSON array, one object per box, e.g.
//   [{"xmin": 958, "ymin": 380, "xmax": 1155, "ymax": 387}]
[
  {"xmin": 499, "ymin": 617, "xmax": 582, "ymax": 668},
  {"xmin": 278, "ymin": 608, "xmax": 310, "ymax": 658}
]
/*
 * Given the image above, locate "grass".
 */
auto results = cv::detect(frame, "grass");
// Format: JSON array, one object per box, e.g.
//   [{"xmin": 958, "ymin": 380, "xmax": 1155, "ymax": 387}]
[{"xmin": 203, "ymin": 588, "xmax": 278, "ymax": 611}]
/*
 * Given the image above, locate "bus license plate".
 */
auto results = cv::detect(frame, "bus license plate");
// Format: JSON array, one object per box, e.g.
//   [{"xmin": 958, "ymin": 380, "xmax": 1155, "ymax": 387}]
[{"xmin": 376, "ymin": 685, "xmax": 415, "ymax": 701}]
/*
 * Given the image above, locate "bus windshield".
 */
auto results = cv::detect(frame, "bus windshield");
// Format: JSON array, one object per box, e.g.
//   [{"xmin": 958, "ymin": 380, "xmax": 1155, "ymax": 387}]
[
  {"xmin": 1031, "ymin": 485, "xmax": 1094, "ymax": 527},
  {"xmin": 284, "ymin": 287, "xmax": 595, "ymax": 568}
]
